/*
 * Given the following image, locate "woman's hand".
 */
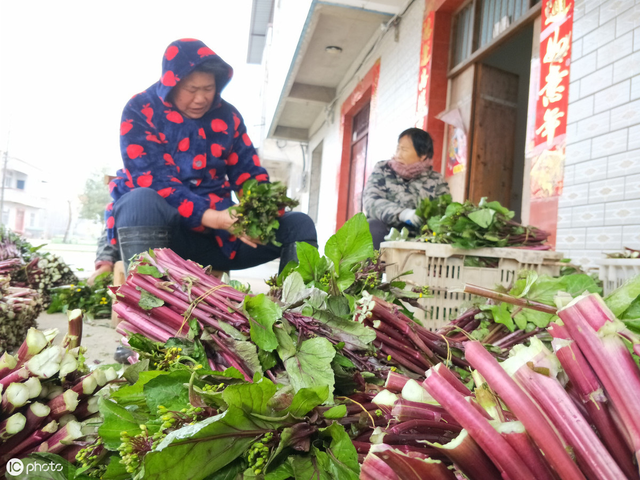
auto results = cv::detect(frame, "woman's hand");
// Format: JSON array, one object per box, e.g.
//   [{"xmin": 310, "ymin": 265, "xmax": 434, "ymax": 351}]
[
  {"xmin": 201, "ymin": 208, "xmax": 260, "ymax": 248},
  {"xmin": 202, "ymin": 208, "xmax": 236, "ymax": 230},
  {"xmin": 87, "ymin": 264, "xmax": 113, "ymax": 286}
]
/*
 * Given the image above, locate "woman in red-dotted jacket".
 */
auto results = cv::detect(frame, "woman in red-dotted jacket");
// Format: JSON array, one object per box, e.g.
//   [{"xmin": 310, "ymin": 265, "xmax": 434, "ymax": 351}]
[{"xmin": 101, "ymin": 38, "xmax": 316, "ymax": 275}]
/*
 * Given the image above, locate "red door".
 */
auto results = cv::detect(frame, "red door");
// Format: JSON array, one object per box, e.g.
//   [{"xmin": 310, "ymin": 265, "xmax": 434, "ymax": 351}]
[
  {"xmin": 346, "ymin": 103, "xmax": 370, "ymax": 219},
  {"xmin": 15, "ymin": 209, "xmax": 25, "ymax": 233}
]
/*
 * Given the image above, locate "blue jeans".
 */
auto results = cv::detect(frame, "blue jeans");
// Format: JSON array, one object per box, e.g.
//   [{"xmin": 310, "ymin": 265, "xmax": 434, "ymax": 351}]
[{"xmin": 113, "ymin": 188, "xmax": 317, "ymax": 271}]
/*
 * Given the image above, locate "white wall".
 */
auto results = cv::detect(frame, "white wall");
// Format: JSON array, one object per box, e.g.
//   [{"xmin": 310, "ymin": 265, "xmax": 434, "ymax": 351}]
[{"xmin": 558, "ymin": 0, "xmax": 640, "ymax": 268}]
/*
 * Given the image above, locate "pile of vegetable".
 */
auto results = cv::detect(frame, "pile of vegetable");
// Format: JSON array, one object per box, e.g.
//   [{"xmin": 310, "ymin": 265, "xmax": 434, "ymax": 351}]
[
  {"xmin": 360, "ymin": 284, "xmax": 640, "ymax": 479},
  {"xmin": 0, "ymin": 311, "xmax": 118, "ymax": 478},
  {"xmin": 0, "ymin": 228, "xmax": 78, "ymax": 353},
  {"xmin": 386, "ymin": 194, "xmax": 550, "ymax": 250},
  {"xmin": 419, "ymin": 195, "xmax": 549, "ymax": 249},
  {"xmin": 0, "ymin": 278, "xmax": 42, "ymax": 354},
  {"xmin": 230, "ymin": 179, "xmax": 299, "ymax": 246},
  {"xmin": 438, "ymin": 270, "xmax": 602, "ymax": 350},
  {"xmin": 606, "ymin": 247, "xmax": 640, "ymax": 259},
  {"xmin": 6, "ymin": 213, "xmax": 640, "ymax": 479},
  {"xmin": 48, "ymin": 273, "xmax": 113, "ymax": 320},
  {"xmin": 0, "ymin": 226, "xmax": 77, "ymax": 307}
]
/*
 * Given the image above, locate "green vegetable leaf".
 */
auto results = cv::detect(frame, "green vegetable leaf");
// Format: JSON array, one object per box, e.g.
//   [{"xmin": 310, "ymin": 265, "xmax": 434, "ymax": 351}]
[
  {"xmin": 324, "ymin": 213, "xmax": 374, "ymax": 275},
  {"xmin": 144, "ymin": 370, "xmax": 193, "ymax": 413},
  {"xmin": 522, "ymin": 274, "xmax": 600, "ymax": 305},
  {"xmin": 468, "ymin": 209, "xmax": 495, "ymax": 228},
  {"xmin": 202, "ymin": 458, "xmax": 246, "ymax": 479},
  {"xmin": 98, "ymin": 398, "xmax": 144, "ymax": 449},
  {"xmin": 222, "ymin": 377, "xmax": 277, "ymax": 416},
  {"xmin": 258, "ymin": 348, "xmax": 278, "ymax": 371},
  {"xmin": 295, "ymin": 242, "xmax": 322, "ymax": 283},
  {"xmin": 484, "ymin": 200, "xmax": 511, "ymax": 216},
  {"xmin": 265, "ymin": 461, "xmax": 294, "ymax": 480},
  {"xmin": 606, "ymin": 275, "xmax": 640, "ymax": 317},
  {"xmin": 102, "ymin": 456, "xmax": 130, "ymax": 479},
  {"xmin": 290, "ymin": 455, "xmax": 331, "ymax": 480},
  {"xmin": 279, "ymin": 337, "xmax": 336, "ymax": 401},
  {"xmin": 326, "ymin": 296, "xmax": 351, "ymax": 317},
  {"xmin": 126, "ymin": 333, "xmax": 158, "ymax": 355},
  {"xmin": 282, "ymin": 271, "xmax": 306, "ymax": 304},
  {"xmin": 336, "ymin": 269, "xmax": 356, "ymax": 292},
  {"xmin": 513, "ymin": 309, "xmax": 555, "ymax": 330},
  {"xmin": 143, "ymin": 407, "xmax": 267, "ymax": 480},
  {"xmin": 219, "ymin": 337, "xmax": 263, "ymax": 377},
  {"xmin": 488, "ymin": 302, "xmax": 514, "ymax": 332},
  {"xmin": 123, "ymin": 358, "xmax": 151, "ymax": 384},
  {"xmin": 323, "ymin": 405, "xmax": 347, "ymax": 419},
  {"xmin": 137, "ymin": 265, "xmax": 164, "ymax": 278},
  {"xmin": 317, "ymin": 422, "xmax": 360, "ymax": 479},
  {"xmin": 138, "ymin": 289, "xmax": 164, "ymax": 310},
  {"xmin": 313, "ymin": 310, "xmax": 376, "ymax": 351},
  {"xmin": 244, "ymin": 294, "xmax": 282, "ymax": 352},
  {"xmin": 288, "ymin": 386, "xmax": 330, "ymax": 417},
  {"xmin": 110, "ymin": 370, "xmax": 168, "ymax": 407}
]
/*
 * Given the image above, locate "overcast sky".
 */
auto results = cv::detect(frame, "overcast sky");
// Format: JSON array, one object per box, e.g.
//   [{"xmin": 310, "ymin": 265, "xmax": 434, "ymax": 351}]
[{"xmin": 0, "ymin": 0, "xmax": 263, "ymax": 199}]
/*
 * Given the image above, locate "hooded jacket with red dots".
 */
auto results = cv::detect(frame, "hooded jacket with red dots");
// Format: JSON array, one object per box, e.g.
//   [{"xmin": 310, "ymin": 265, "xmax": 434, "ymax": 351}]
[{"xmin": 106, "ymin": 39, "xmax": 268, "ymax": 259}]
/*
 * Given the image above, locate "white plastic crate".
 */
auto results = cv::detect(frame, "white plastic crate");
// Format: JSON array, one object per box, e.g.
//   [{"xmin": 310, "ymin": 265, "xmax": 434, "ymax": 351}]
[
  {"xmin": 597, "ymin": 259, "xmax": 640, "ymax": 296},
  {"xmin": 380, "ymin": 241, "xmax": 564, "ymax": 330}
]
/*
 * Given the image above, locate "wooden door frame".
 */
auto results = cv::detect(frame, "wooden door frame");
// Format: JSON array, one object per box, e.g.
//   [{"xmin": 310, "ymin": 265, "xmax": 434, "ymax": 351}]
[
  {"xmin": 346, "ymin": 104, "xmax": 370, "ymax": 219},
  {"xmin": 336, "ymin": 60, "xmax": 380, "ymax": 230}
]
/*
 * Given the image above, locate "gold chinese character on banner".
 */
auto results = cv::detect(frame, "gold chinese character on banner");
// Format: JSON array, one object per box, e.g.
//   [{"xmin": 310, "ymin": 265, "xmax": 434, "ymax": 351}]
[
  {"xmin": 539, "ymin": 64, "xmax": 569, "ymax": 106},
  {"xmin": 543, "ymin": 29, "xmax": 571, "ymax": 64},
  {"xmin": 418, "ymin": 69, "xmax": 429, "ymax": 90},
  {"xmin": 420, "ymin": 17, "xmax": 433, "ymax": 66},
  {"xmin": 536, "ymin": 107, "xmax": 565, "ymax": 146},
  {"xmin": 545, "ymin": 0, "xmax": 571, "ymax": 25}
]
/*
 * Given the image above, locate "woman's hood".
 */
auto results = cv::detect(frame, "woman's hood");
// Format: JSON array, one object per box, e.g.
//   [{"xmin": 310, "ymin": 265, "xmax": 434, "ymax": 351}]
[{"xmin": 156, "ymin": 38, "xmax": 233, "ymax": 103}]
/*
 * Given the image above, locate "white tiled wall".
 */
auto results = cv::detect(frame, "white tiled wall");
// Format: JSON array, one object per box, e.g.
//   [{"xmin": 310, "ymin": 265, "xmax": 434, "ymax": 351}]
[{"xmin": 559, "ymin": 0, "xmax": 640, "ymax": 263}]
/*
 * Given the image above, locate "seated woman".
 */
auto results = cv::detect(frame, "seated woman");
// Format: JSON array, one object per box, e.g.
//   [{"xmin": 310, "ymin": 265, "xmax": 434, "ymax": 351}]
[
  {"xmin": 363, "ymin": 128, "xmax": 450, "ymax": 250},
  {"xmin": 98, "ymin": 38, "xmax": 316, "ymax": 278}
]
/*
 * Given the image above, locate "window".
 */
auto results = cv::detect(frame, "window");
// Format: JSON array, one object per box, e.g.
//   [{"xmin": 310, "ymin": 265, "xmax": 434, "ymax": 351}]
[
  {"xmin": 16, "ymin": 179, "xmax": 25, "ymax": 190},
  {"xmin": 30, "ymin": 212, "xmax": 36, "ymax": 227},
  {"xmin": 452, "ymin": 3, "xmax": 475, "ymax": 67},
  {"xmin": 2, "ymin": 209, "xmax": 8, "ymax": 225},
  {"xmin": 452, "ymin": 0, "xmax": 539, "ymax": 67},
  {"xmin": 3, "ymin": 171, "xmax": 13, "ymax": 188}
]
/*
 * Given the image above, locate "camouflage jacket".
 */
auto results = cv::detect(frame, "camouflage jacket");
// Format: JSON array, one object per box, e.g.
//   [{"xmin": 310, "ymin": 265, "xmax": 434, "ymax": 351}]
[{"xmin": 363, "ymin": 160, "xmax": 450, "ymax": 228}]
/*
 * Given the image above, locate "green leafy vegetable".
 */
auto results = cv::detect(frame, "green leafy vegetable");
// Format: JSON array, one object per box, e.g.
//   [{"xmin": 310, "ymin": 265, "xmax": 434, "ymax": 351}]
[
  {"xmin": 244, "ymin": 294, "xmax": 282, "ymax": 352},
  {"xmin": 229, "ymin": 179, "xmax": 299, "ymax": 246}
]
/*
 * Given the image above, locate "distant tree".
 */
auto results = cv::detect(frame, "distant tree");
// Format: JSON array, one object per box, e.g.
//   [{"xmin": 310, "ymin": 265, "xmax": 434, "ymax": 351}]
[{"xmin": 79, "ymin": 170, "xmax": 111, "ymax": 225}]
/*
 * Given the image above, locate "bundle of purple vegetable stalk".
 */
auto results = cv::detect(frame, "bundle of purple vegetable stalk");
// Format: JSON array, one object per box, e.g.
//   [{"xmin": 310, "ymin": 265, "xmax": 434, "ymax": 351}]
[
  {"xmin": 0, "ymin": 310, "xmax": 119, "ymax": 476},
  {"xmin": 112, "ymin": 249, "xmax": 499, "ymax": 385},
  {"xmin": 360, "ymin": 292, "xmax": 640, "ymax": 480},
  {"xmin": 0, "ymin": 275, "xmax": 43, "ymax": 354},
  {"xmin": 116, "ymin": 250, "xmax": 374, "ymax": 380}
]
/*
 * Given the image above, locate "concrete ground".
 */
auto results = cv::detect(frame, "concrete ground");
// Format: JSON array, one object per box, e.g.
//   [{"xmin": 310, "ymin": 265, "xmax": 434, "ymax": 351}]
[{"xmin": 35, "ymin": 260, "xmax": 279, "ymax": 365}]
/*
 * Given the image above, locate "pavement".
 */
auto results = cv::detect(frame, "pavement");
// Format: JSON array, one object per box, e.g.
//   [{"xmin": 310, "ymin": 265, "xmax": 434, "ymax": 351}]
[{"xmin": 35, "ymin": 259, "xmax": 279, "ymax": 365}]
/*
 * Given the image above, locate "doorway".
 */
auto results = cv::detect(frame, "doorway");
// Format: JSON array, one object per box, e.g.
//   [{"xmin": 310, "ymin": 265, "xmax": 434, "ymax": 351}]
[
  {"xmin": 346, "ymin": 103, "xmax": 370, "ymax": 219},
  {"xmin": 471, "ymin": 24, "xmax": 534, "ymax": 220},
  {"xmin": 15, "ymin": 209, "xmax": 25, "ymax": 233}
]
